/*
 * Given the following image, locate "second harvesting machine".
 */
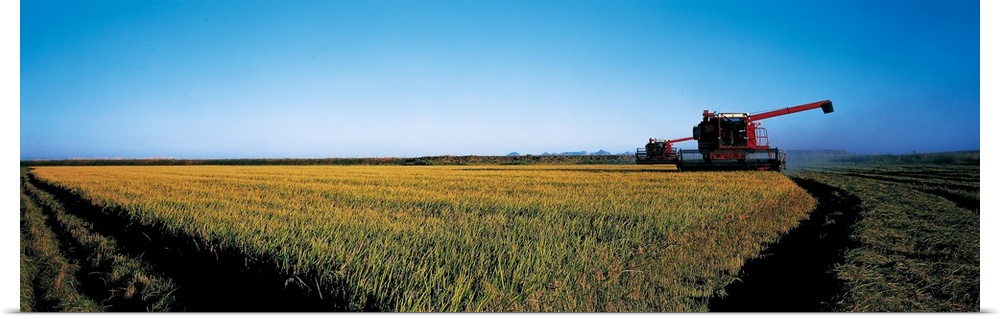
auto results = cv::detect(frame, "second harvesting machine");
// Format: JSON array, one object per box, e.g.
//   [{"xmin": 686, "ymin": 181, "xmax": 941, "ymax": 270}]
[{"xmin": 636, "ymin": 99, "xmax": 834, "ymax": 172}]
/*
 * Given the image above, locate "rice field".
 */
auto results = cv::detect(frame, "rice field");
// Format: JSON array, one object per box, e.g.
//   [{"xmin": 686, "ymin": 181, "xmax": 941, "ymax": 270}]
[{"xmin": 26, "ymin": 165, "xmax": 815, "ymax": 311}]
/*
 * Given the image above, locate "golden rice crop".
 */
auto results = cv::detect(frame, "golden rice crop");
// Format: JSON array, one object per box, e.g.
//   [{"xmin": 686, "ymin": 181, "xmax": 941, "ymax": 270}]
[{"xmin": 29, "ymin": 165, "xmax": 815, "ymax": 311}]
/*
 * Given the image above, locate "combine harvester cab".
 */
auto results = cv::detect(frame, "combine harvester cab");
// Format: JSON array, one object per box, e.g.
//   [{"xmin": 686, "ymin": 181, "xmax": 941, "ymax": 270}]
[{"xmin": 637, "ymin": 100, "xmax": 833, "ymax": 172}]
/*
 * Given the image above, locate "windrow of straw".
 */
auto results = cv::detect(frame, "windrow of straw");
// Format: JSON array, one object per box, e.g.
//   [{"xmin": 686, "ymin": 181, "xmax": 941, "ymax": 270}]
[
  {"xmin": 793, "ymin": 164, "xmax": 979, "ymax": 311},
  {"xmin": 20, "ymin": 175, "xmax": 102, "ymax": 311},
  {"xmin": 21, "ymin": 169, "xmax": 181, "ymax": 311}
]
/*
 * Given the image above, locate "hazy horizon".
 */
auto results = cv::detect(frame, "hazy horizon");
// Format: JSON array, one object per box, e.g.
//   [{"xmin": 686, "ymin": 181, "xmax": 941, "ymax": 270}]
[
  {"xmin": 18, "ymin": 148, "xmax": 984, "ymax": 162},
  {"xmin": 21, "ymin": 0, "xmax": 981, "ymax": 160}
]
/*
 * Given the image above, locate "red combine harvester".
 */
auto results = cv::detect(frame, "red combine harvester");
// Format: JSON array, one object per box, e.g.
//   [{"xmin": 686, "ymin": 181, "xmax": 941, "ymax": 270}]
[{"xmin": 635, "ymin": 100, "xmax": 834, "ymax": 172}]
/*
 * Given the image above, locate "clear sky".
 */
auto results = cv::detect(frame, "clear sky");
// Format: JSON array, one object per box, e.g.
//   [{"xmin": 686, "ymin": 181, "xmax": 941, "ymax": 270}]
[{"xmin": 20, "ymin": 0, "xmax": 980, "ymax": 159}]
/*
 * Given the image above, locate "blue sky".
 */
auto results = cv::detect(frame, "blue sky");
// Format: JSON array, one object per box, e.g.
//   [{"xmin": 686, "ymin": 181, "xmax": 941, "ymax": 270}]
[{"xmin": 20, "ymin": 0, "xmax": 981, "ymax": 159}]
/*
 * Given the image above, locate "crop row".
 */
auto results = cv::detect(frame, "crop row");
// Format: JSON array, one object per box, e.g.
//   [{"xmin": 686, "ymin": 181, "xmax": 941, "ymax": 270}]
[
  {"xmin": 28, "ymin": 165, "xmax": 815, "ymax": 311},
  {"xmin": 20, "ymin": 169, "xmax": 180, "ymax": 311}
]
